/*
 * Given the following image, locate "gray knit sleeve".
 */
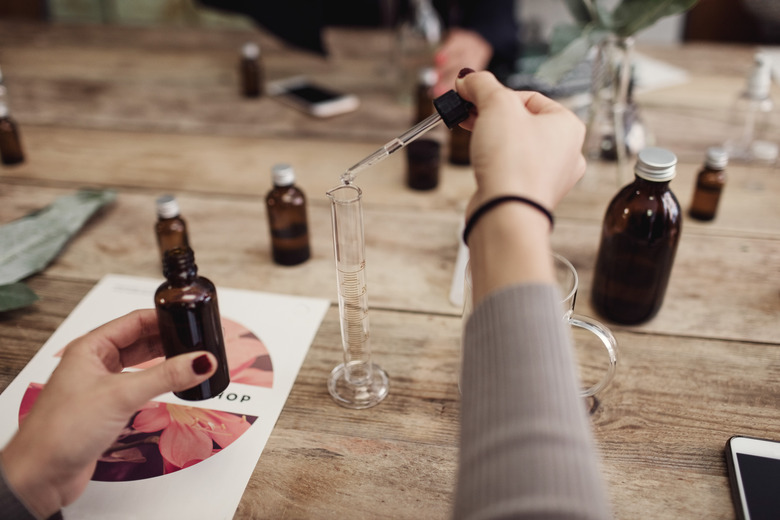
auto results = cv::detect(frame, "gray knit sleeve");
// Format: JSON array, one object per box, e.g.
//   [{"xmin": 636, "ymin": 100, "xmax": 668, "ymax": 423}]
[
  {"xmin": 454, "ymin": 284, "xmax": 611, "ymax": 520},
  {"xmin": 0, "ymin": 457, "xmax": 38, "ymax": 520}
]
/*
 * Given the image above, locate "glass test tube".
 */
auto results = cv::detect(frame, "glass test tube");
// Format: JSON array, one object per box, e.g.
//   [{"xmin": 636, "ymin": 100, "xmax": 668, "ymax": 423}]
[{"xmin": 326, "ymin": 184, "xmax": 389, "ymax": 409}]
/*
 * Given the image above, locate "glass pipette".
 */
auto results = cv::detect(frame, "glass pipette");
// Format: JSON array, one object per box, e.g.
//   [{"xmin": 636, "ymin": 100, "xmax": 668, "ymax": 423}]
[{"xmin": 341, "ymin": 90, "xmax": 473, "ymax": 184}]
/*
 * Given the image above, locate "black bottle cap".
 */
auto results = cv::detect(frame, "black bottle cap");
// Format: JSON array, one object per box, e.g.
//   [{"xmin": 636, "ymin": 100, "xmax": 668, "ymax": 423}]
[{"xmin": 433, "ymin": 90, "xmax": 473, "ymax": 129}]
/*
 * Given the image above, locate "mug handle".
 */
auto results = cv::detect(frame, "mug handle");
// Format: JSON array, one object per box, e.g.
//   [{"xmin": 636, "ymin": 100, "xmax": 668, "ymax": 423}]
[{"xmin": 569, "ymin": 314, "xmax": 618, "ymax": 397}]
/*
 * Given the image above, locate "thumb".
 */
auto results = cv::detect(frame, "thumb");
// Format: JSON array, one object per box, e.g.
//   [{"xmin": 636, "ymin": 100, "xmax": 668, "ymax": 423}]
[
  {"xmin": 454, "ymin": 70, "xmax": 505, "ymax": 110},
  {"xmin": 118, "ymin": 352, "xmax": 219, "ymax": 407}
]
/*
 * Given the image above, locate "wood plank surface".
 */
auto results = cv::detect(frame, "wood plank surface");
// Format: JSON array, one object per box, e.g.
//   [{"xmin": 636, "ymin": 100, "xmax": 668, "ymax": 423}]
[{"xmin": 0, "ymin": 21, "xmax": 778, "ymax": 520}]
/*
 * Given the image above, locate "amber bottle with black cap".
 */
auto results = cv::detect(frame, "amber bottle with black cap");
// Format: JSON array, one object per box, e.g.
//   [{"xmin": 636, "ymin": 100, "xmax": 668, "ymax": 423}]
[
  {"xmin": 591, "ymin": 147, "xmax": 682, "ymax": 324},
  {"xmin": 155, "ymin": 247, "xmax": 230, "ymax": 401}
]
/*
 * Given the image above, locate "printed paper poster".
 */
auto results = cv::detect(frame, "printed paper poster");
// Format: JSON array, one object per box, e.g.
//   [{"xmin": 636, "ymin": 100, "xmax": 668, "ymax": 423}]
[{"xmin": 0, "ymin": 275, "xmax": 330, "ymax": 519}]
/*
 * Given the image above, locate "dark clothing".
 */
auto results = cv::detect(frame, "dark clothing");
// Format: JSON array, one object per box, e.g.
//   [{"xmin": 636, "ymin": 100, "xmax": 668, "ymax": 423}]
[{"xmin": 198, "ymin": 0, "xmax": 518, "ymax": 65}]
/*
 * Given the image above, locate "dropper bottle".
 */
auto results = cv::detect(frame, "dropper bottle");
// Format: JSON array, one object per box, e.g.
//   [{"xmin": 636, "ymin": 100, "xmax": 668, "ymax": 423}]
[
  {"xmin": 724, "ymin": 52, "xmax": 774, "ymax": 162},
  {"xmin": 341, "ymin": 89, "xmax": 472, "ymax": 183}
]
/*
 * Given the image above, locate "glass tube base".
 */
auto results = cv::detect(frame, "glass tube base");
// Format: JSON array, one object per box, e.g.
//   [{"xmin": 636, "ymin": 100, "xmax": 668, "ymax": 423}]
[{"xmin": 328, "ymin": 363, "xmax": 389, "ymax": 409}]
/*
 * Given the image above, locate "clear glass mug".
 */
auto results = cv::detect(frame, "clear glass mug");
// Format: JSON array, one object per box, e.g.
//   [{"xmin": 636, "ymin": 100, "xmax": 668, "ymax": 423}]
[{"xmin": 463, "ymin": 253, "xmax": 618, "ymax": 397}]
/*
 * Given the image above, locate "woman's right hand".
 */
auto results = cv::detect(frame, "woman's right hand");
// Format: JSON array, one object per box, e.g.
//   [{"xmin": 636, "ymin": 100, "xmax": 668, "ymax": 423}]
[{"xmin": 454, "ymin": 70, "xmax": 587, "ymax": 218}]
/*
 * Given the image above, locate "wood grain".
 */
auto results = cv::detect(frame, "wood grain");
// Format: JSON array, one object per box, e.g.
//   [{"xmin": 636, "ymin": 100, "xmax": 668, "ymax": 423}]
[{"xmin": 0, "ymin": 21, "xmax": 778, "ymax": 520}]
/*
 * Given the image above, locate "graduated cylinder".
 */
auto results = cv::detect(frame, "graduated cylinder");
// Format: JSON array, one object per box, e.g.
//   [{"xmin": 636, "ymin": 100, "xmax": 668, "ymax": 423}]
[{"xmin": 326, "ymin": 183, "xmax": 388, "ymax": 409}]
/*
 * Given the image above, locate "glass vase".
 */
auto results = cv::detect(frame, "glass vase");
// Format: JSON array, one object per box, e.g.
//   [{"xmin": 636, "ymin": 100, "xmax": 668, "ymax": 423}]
[{"xmin": 584, "ymin": 35, "xmax": 635, "ymax": 186}]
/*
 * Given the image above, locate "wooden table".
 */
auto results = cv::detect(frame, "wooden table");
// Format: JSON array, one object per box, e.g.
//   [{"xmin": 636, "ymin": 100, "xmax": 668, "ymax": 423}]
[{"xmin": 1, "ymin": 21, "xmax": 779, "ymax": 519}]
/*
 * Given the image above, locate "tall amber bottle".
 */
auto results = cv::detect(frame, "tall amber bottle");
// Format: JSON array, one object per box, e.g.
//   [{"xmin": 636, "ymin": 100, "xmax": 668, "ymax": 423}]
[
  {"xmin": 689, "ymin": 146, "xmax": 728, "ymax": 221},
  {"xmin": 591, "ymin": 147, "xmax": 682, "ymax": 325},
  {"xmin": 0, "ymin": 103, "xmax": 24, "ymax": 165},
  {"xmin": 265, "ymin": 164, "xmax": 311, "ymax": 266},
  {"xmin": 155, "ymin": 247, "xmax": 230, "ymax": 401},
  {"xmin": 155, "ymin": 194, "xmax": 190, "ymax": 261}
]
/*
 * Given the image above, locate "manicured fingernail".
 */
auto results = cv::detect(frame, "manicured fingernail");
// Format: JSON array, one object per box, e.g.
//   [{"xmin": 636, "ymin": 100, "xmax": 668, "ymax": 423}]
[
  {"xmin": 457, "ymin": 68, "xmax": 475, "ymax": 78},
  {"xmin": 192, "ymin": 354, "xmax": 212, "ymax": 375}
]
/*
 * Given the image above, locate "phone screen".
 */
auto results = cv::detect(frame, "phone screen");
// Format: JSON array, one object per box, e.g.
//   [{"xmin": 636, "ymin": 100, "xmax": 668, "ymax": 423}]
[
  {"xmin": 736, "ymin": 453, "xmax": 780, "ymax": 520},
  {"xmin": 286, "ymin": 85, "xmax": 341, "ymax": 104}
]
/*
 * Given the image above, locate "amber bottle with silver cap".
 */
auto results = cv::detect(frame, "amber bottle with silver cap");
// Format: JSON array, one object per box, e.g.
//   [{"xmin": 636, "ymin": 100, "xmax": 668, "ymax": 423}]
[
  {"xmin": 265, "ymin": 163, "xmax": 310, "ymax": 265},
  {"xmin": 591, "ymin": 147, "xmax": 683, "ymax": 324},
  {"xmin": 689, "ymin": 146, "xmax": 728, "ymax": 221}
]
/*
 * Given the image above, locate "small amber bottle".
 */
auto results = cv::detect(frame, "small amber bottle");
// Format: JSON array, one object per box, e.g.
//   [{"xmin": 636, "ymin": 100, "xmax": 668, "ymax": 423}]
[
  {"xmin": 449, "ymin": 124, "xmax": 471, "ymax": 165},
  {"xmin": 414, "ymin": 67, "xmax": 437, "ymax": 124},
  {"xmin": 155, "ymin": 195, "xmax": 190, "ymax": 261},
  {"xmin": 266, "ymin": 164, "xmax": 311, "ymax": 266},
  {"xmin": 689, "ymin": 146, "xmax": 728, "ymax": 221},
  {"xmin": 591, "ymin": 147, "xmax": 682, "ymax": 325},
  {"xmin": 240, "ymin": 42, "xmax": 263, "ymax": 98},
  {"xmin": 0, "ymin": 103, "xmax": 24, "ymax": 166},
  {"xmin": 155, "ymin": 247, "xmax": 230, "ymax": 401}
]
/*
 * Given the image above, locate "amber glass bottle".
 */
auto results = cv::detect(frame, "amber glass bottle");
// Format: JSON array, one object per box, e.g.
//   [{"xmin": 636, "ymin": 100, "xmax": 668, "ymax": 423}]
[
  {"xmin": 266, "ymin": 164, "xmax": 311, "ymax": 265},
  {"xmin": 155, "ymin": 247, "xmax": 230, "ymax": 401},
  {"xmin": 591, "ymin": 147, "xmax": 682, "ymax": 325},
  {"xmin": 448, "ymin": 124, "xmax": 471, "ymax": 166},
  {"xmin": 414, "ymin": 67, "xmax": 437, "ymax": 124},
  {"xmin": 0, "ymin": 103, "xmax": 24, "ymax": 165},
  {"xmin": 689, "ymin": 146, "xmax": 728, "ymax": 221},
  {"xmin": 240, "ymin": 42, "xmax": 262, "ymax": 98},
  {"xmin": 155, "ymin": 195, "xmax": 190, "ymax": 261}
]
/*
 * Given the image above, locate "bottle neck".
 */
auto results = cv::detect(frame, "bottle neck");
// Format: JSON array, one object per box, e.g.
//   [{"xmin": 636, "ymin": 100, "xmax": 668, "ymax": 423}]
[
  {"xmin": 162, "ymin": 247, "xmax": 198, "ymax": 283},
  {"xmin": 633, "ymin": 174, "xmax": 671, "ymax": 190}
]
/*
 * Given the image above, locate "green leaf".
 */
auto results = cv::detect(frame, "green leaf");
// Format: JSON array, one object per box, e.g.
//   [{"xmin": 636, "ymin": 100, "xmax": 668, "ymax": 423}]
[
  {"xmin": 535, "ymin": 28, "xmax": 608, "ymax": 84},
  {"xmin": 563, "ymin": 0, "xmax": 595, "ymax": 25},
  {"xmin": 0, "ymin": 189, "xmax": 116, "ymax": 285},
  {"xmin": 549, "ymin": 23, "xmax": 587, "ymax": 55},
  {"xmin": 0, "ymin": 282, "xmax": 39, "ymax": 312},
  {"xmin": 612, "ymin": 0, "xmax": 700, "ymax": 37}
]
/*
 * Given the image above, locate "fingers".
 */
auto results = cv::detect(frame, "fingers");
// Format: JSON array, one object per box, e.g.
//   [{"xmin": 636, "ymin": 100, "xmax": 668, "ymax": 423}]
[
  {"xmin": 116, "ymin": 351, "xmax": 219, "ymax": 409},
  {"xmin": 65, "ymin": 310, "xmax": 163, "ymax": 372},
  {"xmin": 455, "ymin": 70, "xmax": 506, "ymax": 109}
]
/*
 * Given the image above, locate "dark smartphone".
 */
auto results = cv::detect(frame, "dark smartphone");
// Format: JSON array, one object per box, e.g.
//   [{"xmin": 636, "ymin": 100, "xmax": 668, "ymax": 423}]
[
  {"xmin": 268, "ymin": 76, "xmax": 359, "ymax": 118},
  {"xmin": 725, "ymin": 435, "xmax": 780, "ymax": 520}
]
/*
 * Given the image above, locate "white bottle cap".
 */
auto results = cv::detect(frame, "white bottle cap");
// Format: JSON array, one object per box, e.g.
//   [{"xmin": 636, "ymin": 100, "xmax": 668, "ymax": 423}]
[
  {"xmin": 156, "ymin": 194, "xmax": 180, "ymax": 219},
  {"xmin": 747, "ymin": 52, "xmax": 772, "ymax": 100},
  {"xmin": 418, "ymin": 67, "xmax": 438, "ymax": 87},
  {"xmin": 634, "ymin": 147, "xmax": 677, "ymax": 182},
  {"xmin": 272, "ymin": 164, "xmax": 295, "ymax": 186},
  {"xmin": 705, "ymin": 146, "xmax": 729, "ymax": 170},
  {"xmin": 242, "ymin": 42, "xmax": 260, "ymax": 59}
]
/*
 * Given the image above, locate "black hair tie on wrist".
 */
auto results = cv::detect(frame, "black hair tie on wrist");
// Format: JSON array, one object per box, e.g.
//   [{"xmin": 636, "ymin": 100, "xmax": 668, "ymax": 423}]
[{"xmin": 462, "ymin": 195, "xmax": 554, "ymax": 245}]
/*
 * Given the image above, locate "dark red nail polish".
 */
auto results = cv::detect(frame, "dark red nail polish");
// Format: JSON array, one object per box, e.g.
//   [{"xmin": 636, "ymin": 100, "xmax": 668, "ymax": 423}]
[
  {"xmin": 457, "ymin": 67, "xmax": 475, "ymax": 79},
  {"xmin": 192, "ymin": 354, "xmax": 212, "ymax": 375}
]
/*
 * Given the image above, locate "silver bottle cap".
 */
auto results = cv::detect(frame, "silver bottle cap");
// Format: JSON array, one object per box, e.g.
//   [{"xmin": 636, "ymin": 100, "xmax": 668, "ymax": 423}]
[
  {"xmin": 242, "ymin": 42, "xmax": 260, "ymax": 59},
  {"xmin": 272, "ymin": 163, "xmax": 295, "ymax": 186},
  {"xmin": 705, "ymin": 146, "xmax": 729, "ymax": 170},
  {"xmin": 418, "ymin": 67, "xmax": 438, "ymax": 87},
  {"xmin": 156, "ymin": 194, "xmax": 180, "ymax": 219},
  {"xmin": 635, "ymin": 147, "xmax": 677, "ymax": 182}
]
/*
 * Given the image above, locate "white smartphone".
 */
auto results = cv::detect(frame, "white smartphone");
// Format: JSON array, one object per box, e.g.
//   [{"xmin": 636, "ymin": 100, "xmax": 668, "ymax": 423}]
[
  {"xmin": 725, "ymin": 435, "xmax": 780, "ymax": 520},
  {"xmin": 268, "ymin": 76, "xmax": 359, "ymax": 118}
]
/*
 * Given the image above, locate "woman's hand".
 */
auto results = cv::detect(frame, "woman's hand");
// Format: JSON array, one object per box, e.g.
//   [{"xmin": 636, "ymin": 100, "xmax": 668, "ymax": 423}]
[
  {"xmin": 455, "ymin": 70, "xmax": 586, "ymax": 218},
  {"xmin": 0, "ymin": 309, "xmax": 217, "ymax": 519},
  {"xmin": 454, "ymin": 70, "xmax": 587, "ymax": 303}
]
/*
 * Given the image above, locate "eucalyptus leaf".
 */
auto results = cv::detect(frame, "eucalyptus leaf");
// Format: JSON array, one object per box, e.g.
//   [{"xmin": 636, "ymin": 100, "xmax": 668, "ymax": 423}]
[
  {"xmin": 563, "ymin": 0, "xmax": 596, "ymax": 25},
  {"xmin": 536, "ymin": 28, "xmax": 609, "ymax": 84},
  {"xmin": 0, "ymin": 282, "xmax": 39, "ymax": 312},
  {"xmin": 612, "ymin": 0, "xmax": 699, "ymax": 37},
  {"xmin": 549, "ymin": 23, "xmax": 587, "ymax": 55},
  {"xmin": 0, "ymin": 190, "xmax": 116, "ymax": 286}
]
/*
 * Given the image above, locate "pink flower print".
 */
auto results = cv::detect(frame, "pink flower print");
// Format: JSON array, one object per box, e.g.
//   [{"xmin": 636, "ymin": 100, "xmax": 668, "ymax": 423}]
[{"xmin": 132, "ymin": 402, "xmax": 251, "ymax": 471}]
